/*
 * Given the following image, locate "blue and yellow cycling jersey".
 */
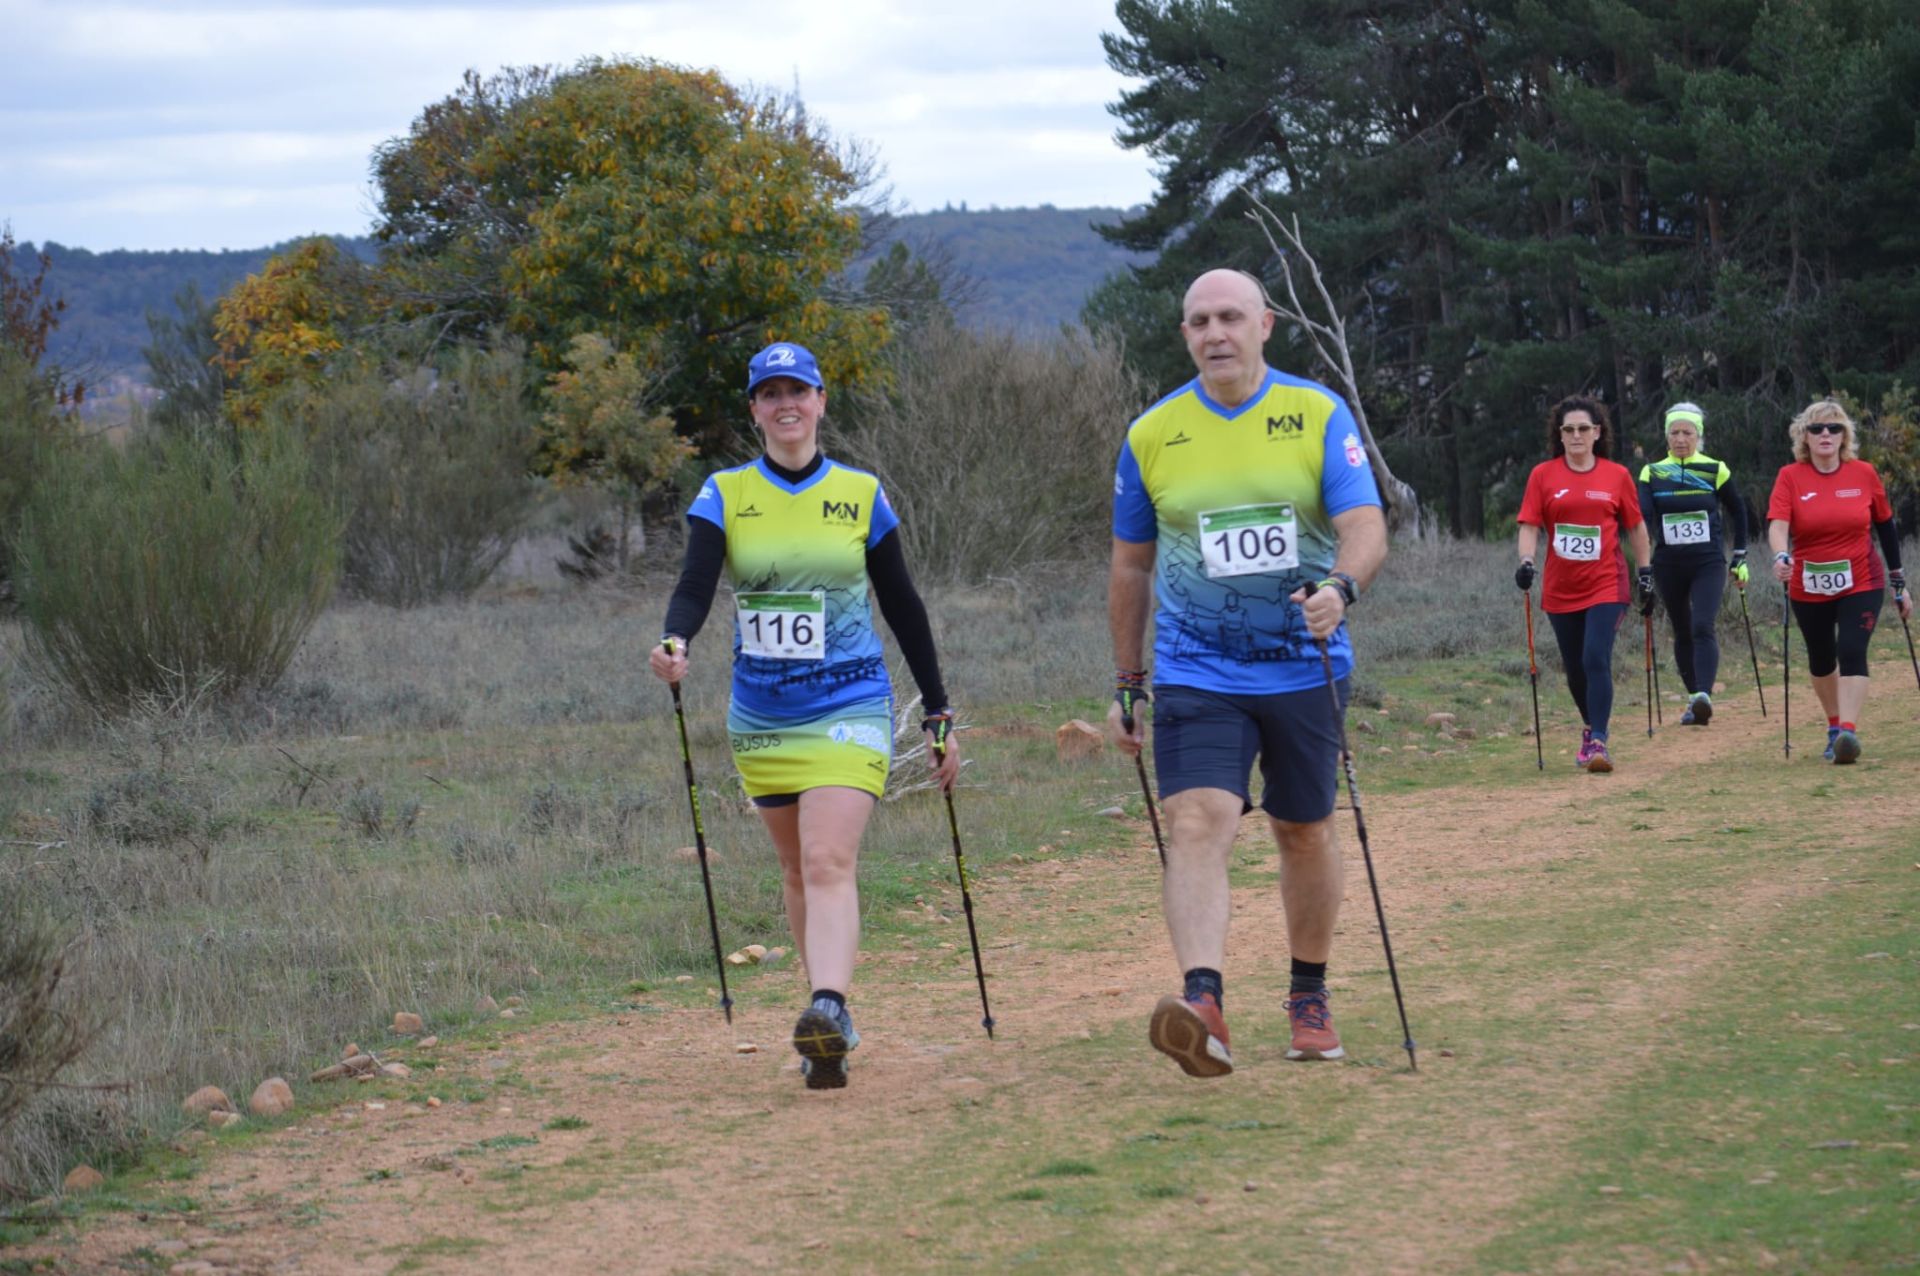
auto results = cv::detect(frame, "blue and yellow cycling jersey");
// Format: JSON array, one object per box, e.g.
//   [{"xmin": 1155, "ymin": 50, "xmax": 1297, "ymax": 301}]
[
  {"xmin": 687, "ymin": 456, "xmax": 899, "ymax": 721},
  {"xmin": 1112, "ymin": 370, "xmax": 1382, "ymax": 693}
]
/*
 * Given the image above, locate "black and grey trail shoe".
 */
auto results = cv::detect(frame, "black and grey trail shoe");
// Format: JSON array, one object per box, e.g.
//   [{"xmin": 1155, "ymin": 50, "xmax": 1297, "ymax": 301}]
[{"xmin": 793, "ymin": 1001, "xmax": 858, "ymax": 1090}]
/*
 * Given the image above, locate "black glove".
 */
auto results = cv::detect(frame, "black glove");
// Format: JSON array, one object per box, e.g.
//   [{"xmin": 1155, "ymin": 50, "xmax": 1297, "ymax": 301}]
[
  {"xmin": 922, "ymin": 708, "xmax": 955, "ymax": 755},
  {"xmin": 1636, "ymin": 567, "xmax": 1657, "ymax": 616},
  {"xmin": 1891, "ymin": 568, "xmax": 1908, "ymax": 599},
  {"xmin": 1114, "ymin": 669, "xmax": 1149, "ymax": 730},
  {"xmin": 1514, "ymin": 559, "xmax": 1535, "ymax": 592}
]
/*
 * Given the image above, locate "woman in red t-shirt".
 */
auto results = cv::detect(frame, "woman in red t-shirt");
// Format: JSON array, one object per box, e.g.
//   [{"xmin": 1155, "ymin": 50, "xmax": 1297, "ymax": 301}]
[
  {"xmin": 1766, "ymin": 399, "xmax": 1912, "ymax": 764},
  {"xmin": 1514, "ymin": 396, "xmax": 1655, "ymax": 773}
]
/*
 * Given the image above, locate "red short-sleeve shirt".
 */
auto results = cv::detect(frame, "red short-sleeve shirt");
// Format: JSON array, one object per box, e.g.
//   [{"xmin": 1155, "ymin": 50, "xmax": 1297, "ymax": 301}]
[
  {"xmin": 1518, "ymin": 457, "xmax": 1644, "ymax": 613},
  {"xmin": 1766, "ymin": 460, "xmax": 1892, "ymax": 602}
]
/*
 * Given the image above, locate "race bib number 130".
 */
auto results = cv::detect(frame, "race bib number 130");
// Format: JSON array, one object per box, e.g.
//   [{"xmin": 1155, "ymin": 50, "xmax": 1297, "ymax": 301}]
[
  {"xmin": 1801, "ymin": 560, "xmax": 1853, "ymax": 596},
  {"xmin": 737, "ymin": 591, "xmax": 825, "ymax": 659},
  {"xmin": 1553, "ymin": 523, "xmax": 1602, "ymax": 562},
  {"xmin": 1199, "ymin": 503, "xmax": 1298, "ymax": 578}
]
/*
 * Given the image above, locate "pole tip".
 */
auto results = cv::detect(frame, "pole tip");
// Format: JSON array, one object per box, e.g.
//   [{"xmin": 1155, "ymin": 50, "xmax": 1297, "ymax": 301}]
[{"xmin": 983, "ymin": 1016, "xmax": 996, "ymax": 1040}]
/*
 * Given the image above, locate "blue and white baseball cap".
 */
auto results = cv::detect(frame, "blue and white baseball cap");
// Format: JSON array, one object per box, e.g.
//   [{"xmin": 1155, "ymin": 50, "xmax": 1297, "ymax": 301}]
[{"xmin": 746, "ymin": 342, "xmax": 825, "ymax": 393}]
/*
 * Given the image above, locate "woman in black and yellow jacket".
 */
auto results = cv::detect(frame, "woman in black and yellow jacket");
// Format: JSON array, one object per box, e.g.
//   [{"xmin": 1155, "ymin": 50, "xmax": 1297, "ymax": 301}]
[{"xmin": 1637, "ymin": 402, "xmax": 1748, "ymax": 725}]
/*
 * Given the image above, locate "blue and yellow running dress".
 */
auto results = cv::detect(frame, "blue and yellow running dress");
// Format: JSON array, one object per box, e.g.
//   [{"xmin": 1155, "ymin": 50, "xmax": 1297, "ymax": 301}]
[{"xmin": 687, "ymin": 457, "xmax": 899, "ymax": 799}]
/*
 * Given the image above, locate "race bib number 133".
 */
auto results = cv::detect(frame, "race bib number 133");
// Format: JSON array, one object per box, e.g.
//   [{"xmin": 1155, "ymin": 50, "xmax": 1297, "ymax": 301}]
[
  {"xmin": 737, "ymin": 591, "xmax": 825, "ymax": 659},
  {"xmin": 1199, "ymin": 503, "xmax": 1298, "ymax": 578},
  {"xmin": 1661, "ymin": 511, "xmax": 1710, "ymax": 546}
]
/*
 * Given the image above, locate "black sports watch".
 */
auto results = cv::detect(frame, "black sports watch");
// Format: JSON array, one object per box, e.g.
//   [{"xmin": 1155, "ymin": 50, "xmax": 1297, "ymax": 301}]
[{"xmin": 1321, "ymin": 571, "xmax": 1359, "ymax": 607}]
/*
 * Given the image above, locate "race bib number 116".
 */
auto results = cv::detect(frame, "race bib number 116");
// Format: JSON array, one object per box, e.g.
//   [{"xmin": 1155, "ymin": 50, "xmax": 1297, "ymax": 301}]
[{"xmin": 737, "ymin": 591, "xmax": 825, "ymax": 659}]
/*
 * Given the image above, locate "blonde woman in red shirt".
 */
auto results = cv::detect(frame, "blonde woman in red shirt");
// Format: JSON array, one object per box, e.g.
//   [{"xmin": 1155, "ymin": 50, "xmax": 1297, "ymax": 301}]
[
  {"xmin": 1766, "ymin": 399, "xmax": 1912, "ymax": 764},
  {"xmin": 1514, "ymin": 396, "xmax": 1655, "ymax": 773}
]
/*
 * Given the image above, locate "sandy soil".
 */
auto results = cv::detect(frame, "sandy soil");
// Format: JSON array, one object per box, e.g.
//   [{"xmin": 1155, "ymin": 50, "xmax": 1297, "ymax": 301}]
[{"xmin": 16, "ymin": 695, "xmax": 1910, "ymax": 1274}]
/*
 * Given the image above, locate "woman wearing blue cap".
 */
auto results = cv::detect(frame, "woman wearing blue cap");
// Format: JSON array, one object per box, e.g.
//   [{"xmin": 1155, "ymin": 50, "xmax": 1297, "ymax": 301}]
[
  {"xmin": 649, "ymin": 341, "xmax": 959, "ymax": 1090},
  {"xmin": 1636, "ymin": 402, "xmax": 1749, "ymax": 724}
]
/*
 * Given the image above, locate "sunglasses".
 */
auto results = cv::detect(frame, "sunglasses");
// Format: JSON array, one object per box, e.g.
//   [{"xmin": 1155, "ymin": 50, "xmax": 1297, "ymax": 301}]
[
  {"xmin": 1559, "ymin": 423, "xmax": 1598, "ymax": 435},
  {"xmin": 1804, "ymin": 422, "xmax": 1846, "ymax": 435}
]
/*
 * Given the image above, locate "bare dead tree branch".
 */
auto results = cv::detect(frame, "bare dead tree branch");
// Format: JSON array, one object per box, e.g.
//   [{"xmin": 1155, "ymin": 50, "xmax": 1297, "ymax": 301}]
[{"xmin": 1241, "ymin": 188, "xmax": 1423, "ymax": 537}]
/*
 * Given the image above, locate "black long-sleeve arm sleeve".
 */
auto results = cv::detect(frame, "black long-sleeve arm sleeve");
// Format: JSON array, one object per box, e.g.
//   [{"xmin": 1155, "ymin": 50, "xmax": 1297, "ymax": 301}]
[
  {"xmin": 1636, "ymin": 477, "xmax": 1657, "ymax": 536},
  {"xmin": 659, "ymin": 517, "xmax": 727, "ymax": 643},
  {"xmin": 1718, "ymin": 477, "xmax": 1749, "ymax": 551},
  {"xmin": 1875, "ymin": 516, "xmax": 1904, "ymax": 573},
  {"xmin": 866, "ymin": 529, "xmax": 949, "ymax": 713}
]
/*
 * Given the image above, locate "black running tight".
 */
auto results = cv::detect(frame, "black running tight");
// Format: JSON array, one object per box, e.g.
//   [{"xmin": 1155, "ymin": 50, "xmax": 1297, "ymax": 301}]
[
  {"xmin": 1652, "ymin": 558, "xmax": 1726, "ymax": 694},
  {"xmin": 1546, "ymin": 603, "xmax": 1627, "ymax": 737},
  {"xmin": 1790, "ymin": 590, "xmax": 1884, "ymax": 678}
]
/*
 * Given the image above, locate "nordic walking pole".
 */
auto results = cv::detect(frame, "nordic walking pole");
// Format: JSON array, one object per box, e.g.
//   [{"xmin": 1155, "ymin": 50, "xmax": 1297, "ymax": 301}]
[
  {"xmin": 1782, "ymin": 592, "xmax": 1793, "ymax": 760},
  {"xmin": 1898, "ymin": 600, "xmax": 1920, "ymax": 692},
  {"xmin": 1528, "ymin": 587, "xmax": 1543, "ymax": 767},
  {"xmin": 1117, "ymin": 682, "xmax": 1166, "ymax": 865},
  {"xmin": 929, "ymin": 720, "xmax": 994, "ymax": 1039},
  {"xmin": 1650, "ymin": 613, "xmax": 1663, "ymax": 726},
  {"xmin": 1737, "ymin": 583, "xmax": 1767, "ymax": 717},
  {"xmin": 1643, "ymin": 613, "xmax": 1656, "ymax": 738},
  {"xmin": 1310, "ymin": 586, "xmax": 1416, "ymax": 1071},
  {"xmin": 663, "ymin": 639, "xmax": 733, "ymax": 1024}
]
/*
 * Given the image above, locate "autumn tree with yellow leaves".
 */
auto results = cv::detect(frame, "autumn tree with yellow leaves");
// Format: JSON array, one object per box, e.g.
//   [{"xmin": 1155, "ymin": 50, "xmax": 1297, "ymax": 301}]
[
  {"xmin": 540, "ymin": 332, "xmax": 692, "ymax": 570},
  {"xmin": 211, "ymin": 237, "xmax": 374, "ymax": 425},
  {"xmin": 374, "ymin": 59, "xmax": 890, "ymax": 454}
]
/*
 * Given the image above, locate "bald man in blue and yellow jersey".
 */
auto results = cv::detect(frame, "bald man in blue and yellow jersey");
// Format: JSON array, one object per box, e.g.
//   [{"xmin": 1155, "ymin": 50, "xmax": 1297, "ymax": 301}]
[{"xmin": 1108, "ymin": 269, "xmax": 1388, "ymax": 1078}]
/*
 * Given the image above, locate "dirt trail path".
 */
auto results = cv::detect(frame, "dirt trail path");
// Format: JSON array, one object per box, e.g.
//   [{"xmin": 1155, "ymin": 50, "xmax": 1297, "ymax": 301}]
[{"xmin": 23, "ymin": 694, "xmax": 1913, "ymax": 1274}]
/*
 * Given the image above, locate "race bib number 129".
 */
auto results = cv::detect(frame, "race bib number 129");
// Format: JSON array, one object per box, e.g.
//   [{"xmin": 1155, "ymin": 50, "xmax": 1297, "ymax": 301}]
[
  {"xmin": 1553, "ymin": 523, "xmax": 1602, "ymax": 562},
  {"xmin": 1199, "ymin": 503, "xmax": 1298, "ymax": 578},
  {"xmin": 737, "ymin": 591, "xmax": 825, "ymax": 659}
]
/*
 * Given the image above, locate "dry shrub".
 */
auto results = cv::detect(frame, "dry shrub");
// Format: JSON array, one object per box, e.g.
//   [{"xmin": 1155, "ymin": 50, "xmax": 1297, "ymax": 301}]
[
  {"xmin": 272, "ymin": 341, "xmax": 540, "ymax": 607},
  {"xmin": 839, "ymin": 321, "xmax": 1146, "ymax": 582},
  {"xmin": 12, "ymin": 424, "xmax": 340, "ymax": 713},
  {"xmin": 0, "ymin": 902, "xmax": 101, "ymax": 1199}
]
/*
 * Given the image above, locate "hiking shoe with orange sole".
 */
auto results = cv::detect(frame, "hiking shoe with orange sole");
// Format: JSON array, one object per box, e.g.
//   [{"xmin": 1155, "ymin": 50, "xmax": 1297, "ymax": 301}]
[
  {"xmin": 1284, "ymin": 989, "xmax": 1345, "ymax": 1061},
  {"xmin": 1149, "ymin": 992, "xmax": 1233, "ymax": 1078}
]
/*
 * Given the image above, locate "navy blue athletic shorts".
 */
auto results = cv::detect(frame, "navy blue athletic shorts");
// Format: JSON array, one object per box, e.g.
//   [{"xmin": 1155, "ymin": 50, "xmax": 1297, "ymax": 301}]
[{"xmin": 1151, "ymin": 680, "xmax": 1350, "ymax": 824}]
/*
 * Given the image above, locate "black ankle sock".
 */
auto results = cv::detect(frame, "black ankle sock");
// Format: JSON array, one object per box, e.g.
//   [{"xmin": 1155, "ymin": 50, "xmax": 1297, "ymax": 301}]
[
  {"xmin": 1289, "ymin": 959, "xmax": 1327, "ymax": 995},
  {"xmin": 1183, "ymin": 967, "xmax": 1223, "ymax": 1006},
  {"xmin": 810, "ymin": 989, "xmax": 846, "ymax": 1014}
]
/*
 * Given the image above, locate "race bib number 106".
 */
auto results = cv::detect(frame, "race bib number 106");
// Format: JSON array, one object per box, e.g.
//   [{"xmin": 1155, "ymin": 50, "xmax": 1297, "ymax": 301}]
[
  {"xmin": 1553, "ymin": 523, "xmax": 1602, "ymax": 562},
  {"xmin": 737, "ymin": 591, "xmax": 825, "ymax": 659},
  {"xmin": 1199, "ymin": 503, "xmax": 1298, "ymax": 578}
]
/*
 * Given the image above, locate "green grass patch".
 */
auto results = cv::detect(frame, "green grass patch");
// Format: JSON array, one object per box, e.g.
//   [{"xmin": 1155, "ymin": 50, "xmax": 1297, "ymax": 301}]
[{"xmin": 1033, "ymin": 1160, "xmax": 1099, "ymax": 1178}]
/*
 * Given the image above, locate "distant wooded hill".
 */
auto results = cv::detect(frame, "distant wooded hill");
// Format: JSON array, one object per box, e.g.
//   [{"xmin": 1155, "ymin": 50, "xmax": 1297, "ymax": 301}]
[{"xmin": 33, "ymin": 207, "xmax": 1149, "ymax": 386}]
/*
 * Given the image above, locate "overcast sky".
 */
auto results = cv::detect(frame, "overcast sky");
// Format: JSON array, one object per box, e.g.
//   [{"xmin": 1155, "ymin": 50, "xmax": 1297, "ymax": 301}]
[{"xmin": 0, "ymin": 0, "xmax": 1159, "ymax": 253}]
